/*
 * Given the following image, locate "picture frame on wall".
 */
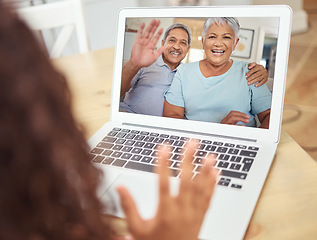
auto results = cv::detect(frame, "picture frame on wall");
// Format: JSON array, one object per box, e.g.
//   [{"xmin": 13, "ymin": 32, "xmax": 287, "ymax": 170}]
[{"xmin": 233, "ymin": 28, "xmax": 254, "ymax": 58}]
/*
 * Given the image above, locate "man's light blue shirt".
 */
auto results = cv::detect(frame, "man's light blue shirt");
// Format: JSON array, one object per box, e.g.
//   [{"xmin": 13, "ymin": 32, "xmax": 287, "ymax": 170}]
[
  {"xmin": 120, "ymin": 55, "xmax": 177, "ymax": 116},
  {"xmin": 165, "ymin": 60, "xmax": 272, "ymax": 127}
]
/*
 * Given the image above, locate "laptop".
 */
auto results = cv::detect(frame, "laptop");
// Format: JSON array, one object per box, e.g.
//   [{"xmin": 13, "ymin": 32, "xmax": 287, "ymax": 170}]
[{"xmin": 88, "ymin": 5, "xmax": 292, "ymax": 240}]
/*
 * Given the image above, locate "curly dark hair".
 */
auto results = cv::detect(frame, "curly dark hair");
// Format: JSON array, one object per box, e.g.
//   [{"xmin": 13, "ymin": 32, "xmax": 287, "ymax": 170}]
[{"xmin": 0, "ymin": 2, "xmax": 114, "ymax": 240}]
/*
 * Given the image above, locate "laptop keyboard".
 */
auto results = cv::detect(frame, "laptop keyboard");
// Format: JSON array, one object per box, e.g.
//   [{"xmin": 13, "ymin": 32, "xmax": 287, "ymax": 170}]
[{"xmin": 89, "ymin": 127, "xmax": 259, "ymax": 189}]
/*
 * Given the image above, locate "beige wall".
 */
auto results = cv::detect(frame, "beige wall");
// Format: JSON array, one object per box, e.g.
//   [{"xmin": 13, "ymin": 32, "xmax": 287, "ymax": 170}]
[{"xmin": 252, "ymin": 0, "xmax": 302, "ymax": 10}]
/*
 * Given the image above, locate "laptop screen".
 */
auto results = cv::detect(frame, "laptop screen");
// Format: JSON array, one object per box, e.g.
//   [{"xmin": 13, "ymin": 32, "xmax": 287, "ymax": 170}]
[{"xmin": 112, "ymin": 7, "xmax": 291, "ymax": 142}]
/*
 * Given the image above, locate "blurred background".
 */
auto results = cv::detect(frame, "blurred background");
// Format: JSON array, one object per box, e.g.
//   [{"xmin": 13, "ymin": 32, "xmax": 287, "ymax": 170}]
[{"xmin": 10, "ymin": 0, "xmax": 317, "ymax": 162}]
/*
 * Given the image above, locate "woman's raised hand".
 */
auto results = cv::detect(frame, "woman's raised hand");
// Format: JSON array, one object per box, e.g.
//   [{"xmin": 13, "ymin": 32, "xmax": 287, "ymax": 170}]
[{"xmin": 116, "ymin": 141, "xmax": 217, "ymax": 240}]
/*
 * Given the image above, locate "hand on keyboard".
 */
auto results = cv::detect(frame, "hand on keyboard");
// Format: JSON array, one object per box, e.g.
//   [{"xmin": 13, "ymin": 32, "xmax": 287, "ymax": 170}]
[{"xmin": 116, "ymin": 141, "xmax": 217, "ymax": 240}]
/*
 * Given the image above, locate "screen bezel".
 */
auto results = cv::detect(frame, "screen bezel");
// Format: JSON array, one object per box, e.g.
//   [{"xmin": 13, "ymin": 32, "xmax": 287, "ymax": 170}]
[{"xmin": 111, "ymin": 5, "xmax": 292, "ymax": 143}]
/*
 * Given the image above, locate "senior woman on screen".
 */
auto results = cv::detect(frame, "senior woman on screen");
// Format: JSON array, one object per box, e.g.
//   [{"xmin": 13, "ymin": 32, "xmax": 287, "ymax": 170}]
[{"xmin": 163, "ymin": 17, "xmax": 271, "ymax": 128}]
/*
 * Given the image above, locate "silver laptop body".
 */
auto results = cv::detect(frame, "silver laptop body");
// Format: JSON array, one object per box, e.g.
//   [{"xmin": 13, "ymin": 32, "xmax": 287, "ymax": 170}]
[{"xmin": 88, "ymin": 5, "xmax": 292, "ymax": 240}]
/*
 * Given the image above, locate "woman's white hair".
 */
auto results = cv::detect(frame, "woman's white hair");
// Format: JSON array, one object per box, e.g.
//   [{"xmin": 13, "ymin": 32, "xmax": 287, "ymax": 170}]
[{"xmin": 202, "ymin": 17, "xmax": 240, "ymax": 42}]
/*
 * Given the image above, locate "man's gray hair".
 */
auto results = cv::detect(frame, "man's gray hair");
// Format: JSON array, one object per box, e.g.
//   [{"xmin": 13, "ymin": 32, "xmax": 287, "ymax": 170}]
[
  {"xmin": 202, "ymin": 17, "xmax": 240, "ymax": 42},
  {"xmin": 163, "ymin": 23, "xmax": 192, "ymax": 46}
]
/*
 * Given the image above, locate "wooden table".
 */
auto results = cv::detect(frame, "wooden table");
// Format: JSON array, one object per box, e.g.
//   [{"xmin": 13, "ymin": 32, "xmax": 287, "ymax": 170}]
[{"xmin": 52, "ymin": 48, "xmax": 317, "ymax": 240}]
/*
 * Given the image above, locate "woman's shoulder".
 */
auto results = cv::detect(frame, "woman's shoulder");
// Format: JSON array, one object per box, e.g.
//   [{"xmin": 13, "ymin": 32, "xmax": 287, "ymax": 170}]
[{"xmin": 232, "ymin": 60, "xmax": 249, "ymax": 69}]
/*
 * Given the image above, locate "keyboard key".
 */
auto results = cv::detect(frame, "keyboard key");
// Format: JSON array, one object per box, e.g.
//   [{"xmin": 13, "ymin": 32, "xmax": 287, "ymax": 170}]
[
  {"xmin": 155, "ymin": 144, "xmax": 164, "ymax": 150},
  {"xmin": 107, "ymin": 131, "xmax": 118, "ymax": 136},
  {"xmin": 173, "ymin": 140, "xmax": 185, "ymax": 147},
  {"xmin": 180, "ymin": 137, "xmax": 190, "ymax": 141},
  {"xmin": 102, "ymin": 157, "xmax": 115, "ymax": 165},
  {"xmin": 152, "ymin": 158, "xmax": 172, "ymax": 166},
  {"xmin": 134, "ymin": 142, "xmax": 145, "ymax": 147},
  {"xmin": 151, "ymin": 158, "xmax": 159, "ymax": 165},
  {"xmin": 112, "ymin": 145, "xmax": 123, "ymax": 151},
  {"xmin": 170, "ymin": 135, "xmax": 180, "ymax": 140},
  {"xmin": 144, "ymin": 143, "xmax": 155, "ymax": 149},
  {"xmin": 125, "ymin": 161, "xmax": 154, "ymax": 173},
  {"xmin": 216, "ymin": 147, "xmax": 228, "ymax": 153},
  {"xmin": 151, "ymin": 151, "xmax": 159, "ymax": 157},
  {"xmin": 126, "ymin": 160, "xmax": 180, "ymax": 176},
  {"xmin": 230, "ymin": 156, "xmax": 242, "ymax": 162},
  {"xmin": 135, "ymin": 141, "xmax": 145, "ymax": 147},
  {"xmin": 230, "ymin": 163, "xmax": 242, "ymax": 171},
  {"xmin": 131, "ymin": 130, "xmax": 140, "ymax": 134},
  {"xmin": 228, "ymin": 148, "xmax": 239, "ymax": 155},
  {"xmin": 121, "ymin": 129, "xmax": 130, "ymax": 133},
  {"xmin": 112, "ymin": 159, "xmax": 127, "ymax": 167},
  {"xmin": 144, "ymin": 136, "xmax": 155, "ymax": 142},
  {"xmin": 150, "ymin": 132, "xmax": 159, "ymax": 137},
  {"xmin": 160, "ymin": 134, "xmax": 169, "ymax": 138},
  {"xmin": 131, "ymin": 155, "xmax": 142, "ymax": 161},
  {"xmin": 102, "ymin": 150, "xmax": 113, "ymax": 156},
  {"xmin": 125, "ymin": 140, "xmax": 136, "ymax": 146},
  {"xmin": 88, "ymin": 153, "xmax": 96, "ymax": 160},
  {"xmin": 217, "ymin": 161, "xmax": 229, "ymax": 169},
  {"xmin": 116, "ymin": 133, "xmax": 126, "ymax": 138},
  {"xmin": 96, "ymin": 142, "xmax": 114, "ymax": 149},
  {"xmin": 236, "ymin": 145, "xmax": 247, "ymax": 149},
  {"xmin": 240, "ymin": 150, "xmax": 257, "ymax": 158},
  {"xmin": 125, "ymin": 133, "xmax": 136, "ymax": 139},
  {"xmin": 208, "ymin": 152, "xmax": 218, "ymax": 158},
  {"xmin": 196, "ymin": 151, "xmax": 207, "ymax": 157},
  {"xmin": 116, "ymin": 139, "xmax": 126, "ymax": 144},
  {"xmin": 172, "ymin": 162, "xmax": 181, "ymax": 169},
  {"xmin": 121, "ymin": 153, "xmax": 132, "ymax": 160},
  {"xmin": 221, "ymin": 170, "xmax": 247, "ymax": 180},
  {"xmin": 140, "ymin": 131, "xmax": 150, "ymax": 135},
  {"xmin": 202, "ymin": 140, "xmax": 212, "ymax": 144},
  {"xmin": 231, "ymin": 184, "xmax": 242, "ymax": 189},
  {"xmin": 91, "ymin": 147, "xmax": 104, "ymax": 154},
  {"xmin": 224, "ymin": 143, "xmax": 235, "ymax": 147},
  {"xmin": 122, "ymin": 146, "xmax": 133, "ymax": 152},
  {"xmin": 213, "ymin": 141, "xmax": 223, "ymax": 146},
  {"xmin": 112, "ymin": 127, "xmax": 121, "ymax": 131},
  {"xmin": 243, "ymin": 158, "xmax": 254, "ymax": 164},
  {"xmin": 198, "ymin": 144, "xmax": 206, "ymax": 150},
  {"xmin": 101, "ymin": 137, "xmax": 116, "ymax": 143},
  {"xmin": 141, "ymin": 156, "xmax": 153, "ymax": 163},
  {"xmin": 219, "ymin": 154, "xmax": 230, "ymax": 161},
  {"xmin": 205, "ymin": 145, "xmax": 216, "ymax": 152},
  {"xmin": 135, "ymin": 135, "xmax": 145, "ymax": 141},
  {"xmin": 131, "ymin": 148, "xmax": 142, "ymax": 154},
  {"xmin": 242, "ymin": 158, "xmax": 254, "ymax": 172},
  {"xmin": 153, "ymin": 138, "xmax": 164, "ymax": 143},
  {"xmin": 174, "ymin": 147, "xmax": 184, "ymax": 153},
  {"xmin": 92, "ymin": 155, "xmax": 104, "ymax": 163},
  {"xmin": 141, "ymin": 149, "xmax": 152, "ymax": 155},
  {"xmin": 218, "ymin": 178, "xmax": 231, "ymax": 186},
  {"xmin": 248, "ymin": 146, "xmax": 259, "ymax": 151},
  {"xmin": 194, "ymin": 157, "xmax": 203, "ymax": 164},
  {"xmin": 172, "ymin": 154, "xmax": 184, "ymax": 161},
  {"xmin": 112, "ymin": 151, "xmax": 123, "ymax": 158},
  {"xmin": 164, "ymin": 139, "xmax": 174, "ymax": 145}
]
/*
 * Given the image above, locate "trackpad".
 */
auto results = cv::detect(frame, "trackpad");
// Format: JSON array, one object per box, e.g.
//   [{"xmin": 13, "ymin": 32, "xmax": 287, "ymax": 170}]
[{"xmin": 101, "ymin": 173, "xmax": 159, "ymax": 219}]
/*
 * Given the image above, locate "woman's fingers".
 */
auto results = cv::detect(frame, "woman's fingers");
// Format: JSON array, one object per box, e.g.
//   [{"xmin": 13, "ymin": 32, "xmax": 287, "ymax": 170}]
[
  {"xmin": 116, "ymin": 186, "xmax": 144, "ymax": 233},
  {"xmin": 193, "ymin": 155, "xmax": 217, "ymax": 209},
  {"xmin": 221, "ymin": 111, "xmax": 250, "ymax": 125},
  {"xmin": 156, "ymin": 145, "xmax": 172, "ymax": 206}
]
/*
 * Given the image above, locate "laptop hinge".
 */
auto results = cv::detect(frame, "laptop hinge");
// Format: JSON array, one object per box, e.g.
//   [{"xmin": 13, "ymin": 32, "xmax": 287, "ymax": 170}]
[{"xmin": 122, "ymin": 123, "xmax": 257, "ymax": 143}]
